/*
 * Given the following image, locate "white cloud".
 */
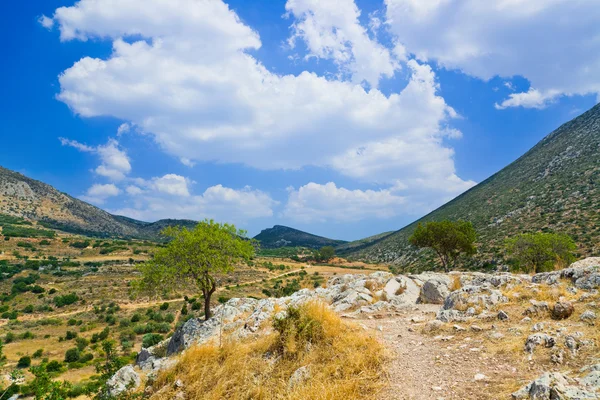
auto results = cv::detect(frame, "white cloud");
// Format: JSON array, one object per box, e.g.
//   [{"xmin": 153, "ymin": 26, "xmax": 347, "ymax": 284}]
[
  {"xmin": 61, "ymin": 137, "xmax": 131, "ymax": 181},
  {"xmin": 47, "ymin": 0, "xmax": 474, "ymax": 211},
  {"xmin": 150, "ymin": 174, "xmax": 191, "ymax": 197},
  {"xmin": 283, "ymin": 182, "xmax": 405, "ymax": 223},
  {"xmin": 117, "ymin": 123, "xmax": 131, "ymax": 136},
  {"xmin": 126, "ymin": 185, "xmax": 143, "ymax": 195},
  {"xmin": 38, "ymin": 15, "xmax": 54, "ymax": 29},
  {"xmin": 285, "ymin": 0, "xmax": 399, "ymax": 87},
  {"xmin": 80, "ymin": 183, "xmax": 120, "ymax": 204},
  {"xmin": 113, "ymin": 184, "xmax": 277, "ymax": 223},
  {"xmin": 384, "ymin": 0, "xmax": 600, "ymax": 108}
]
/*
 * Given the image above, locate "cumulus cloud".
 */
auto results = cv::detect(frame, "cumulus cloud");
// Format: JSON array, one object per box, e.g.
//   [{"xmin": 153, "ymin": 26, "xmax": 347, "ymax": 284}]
[
  {"xmin": 114, "ymin": 184, "xmax": 277, "ymax": 223},
  {"xmin": 285, "ymin": 0, "xmax": 399, "ymax": 87},
  {"xmin": 46, "ymin": 0, "xmax": 471, "ymax": 194},
  {"xmin": 60, "ymin": 137, "xmax": 131, "ymax": 181},
  {"xmin": 80, "ymin": 183, "xmax": 120, "ymax": 204},
  {"xmin": 384, "ymin": 0, "xmax": 600, "ymax": 108},
  {"xmin": 283, "ymin": 182, "xmax": 405, "ymax": 223}
]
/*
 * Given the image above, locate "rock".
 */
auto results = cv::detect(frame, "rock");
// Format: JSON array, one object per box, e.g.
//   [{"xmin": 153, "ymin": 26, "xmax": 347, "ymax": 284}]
[
  {"xmin": 565, "ymin": 335, "xmax": 580, "ymax": 356},
  {"xmin": 512, "ymin": 371, "xmax": 599, "ymax": 399},
  {"xmin": 288, "ymin": 365, "xmax": 311, "ymax": 389},
  {"xmin": 436, "ymin": 310, "xmax": 466, "ymax": 323},
  {"xmin": 523, "ymin": 300, "xmax": 549, "ymax": 316},
  {"xmin": 470, "ymin": 325, "xmax": 483, "ymax": 332},
  {"xmin": 424, "ymin": 320, "xmax": 444, "ymax": 332},
  {"xmin": 525, "ymin": 334, "xmax": 555, "ymax": 357},
  {"xmin": 474, "ymin": 373, "xmax": 487, "ymax": 381},
  {"xmin": 442, "ymin": 285, "xmax": 508, "ymax": 314},
  {"xmin": 418, "ymin": 275, "xmax": 451, "ymax": 304},
  {"xmin": 383, "ymin": 278, "xmax": 402, "ymax": 298},
  {"xmin": 551, "ymin": 301, "xmax": 574, "ymax": 320},
  {"xmin": 532, "ymin": 322, "xmax": 545, "ymax": 332},
  {"xmin": 498, "ymin": 310, "xmax": 509, "ymax": 321},
  {"xmin": 106, "ymin": 366, "xmax": 141, "ymax": 397},
  {"xmin": 581, "ymin": 310, "xmax": 597, "ymax": 323}
]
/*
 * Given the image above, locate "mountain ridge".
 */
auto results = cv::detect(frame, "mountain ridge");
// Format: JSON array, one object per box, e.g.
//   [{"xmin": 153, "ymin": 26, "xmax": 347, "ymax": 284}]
[
  {"xmin": 343, "ymin": 103, "xmax": 600, "ymax": 271},
  {"xmin": 0, "ymin": 166, "xmax": 197, "ymax": 240}
]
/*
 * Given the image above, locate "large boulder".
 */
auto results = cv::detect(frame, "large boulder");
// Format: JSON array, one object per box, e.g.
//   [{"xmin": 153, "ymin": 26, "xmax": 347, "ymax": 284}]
[
  {"xmin": 417, "ymin": 275, "xmax": 451, "ymax": 304},
  {"xmin": 532, "ymin": 258, "xmax": 600, "ymax": 290},
  {"xmin": 442, "ymin": 285, "xmax": 508, "ymax": 312},
  {"xmin": 106, "ymin": 366, "xmax": 141, "ymax": 397},
  {"xmin": 551, "ymin": 301, "xmax": 574, "ymax": 320}
]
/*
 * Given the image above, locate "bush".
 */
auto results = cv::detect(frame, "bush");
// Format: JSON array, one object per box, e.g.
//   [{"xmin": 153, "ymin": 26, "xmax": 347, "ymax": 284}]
[
  {"xmin": 160, "ymin": 302, "xmax": 169, "ymax": 311},
  {"xmin": 54, "ymin": 293, "xmax": 79, "ymax": 307},
  {"xmin": 64, "ymin": 348, "xmax": 80, "ymax": 363},
  {"xmin": 17, "ymin": 356, "xmax": 32, "ymax": 368},
  {"xmin": 46, "ymin": 360, "xmax": 63, "ymax": 373},
  {"xmin": 75, "ymin": 337, "xmax": 89, "ymax": 351},
  {"xmin": 505, "ymin": 232, "xmax": 577, "ymax": 273},
  {"xmin": 65, "ymin": 331, "xmax": 78, "ymax": 340},
  {"xmin": 33, "ymin": 348, "xmax": 44, "ymax": 358},
  {"xmin": 142, "ymin": 333, "xmax": 164, "ymax": 348},
  {"xmin": 130, "ymin": 313, "xmax": 141, "ymax": 323}
]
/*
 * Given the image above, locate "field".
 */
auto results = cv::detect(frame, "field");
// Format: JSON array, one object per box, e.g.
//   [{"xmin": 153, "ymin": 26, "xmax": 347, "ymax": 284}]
[{"xmin": 0, "ymin": 228, "xmax": 389, "ymax": 396}]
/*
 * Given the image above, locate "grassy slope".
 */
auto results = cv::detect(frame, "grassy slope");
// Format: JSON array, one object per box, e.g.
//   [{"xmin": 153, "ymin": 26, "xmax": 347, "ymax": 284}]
[{"xmin": 347, "ymin": 103, "xmax": 600, "ymax": 271}]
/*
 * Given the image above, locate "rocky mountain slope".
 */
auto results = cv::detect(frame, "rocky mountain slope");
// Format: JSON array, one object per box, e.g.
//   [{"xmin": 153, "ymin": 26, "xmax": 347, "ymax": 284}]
[
  {"xmin": 253, "ymin": 225, "xmax": 347, "ymax": 249},
  {"xmin": 345, "ymin": 103, "xmax": 600, "ymax": 271},
  {"xmin": 0, "ymin": 166, "xmax": 196, "ymax": 240}
]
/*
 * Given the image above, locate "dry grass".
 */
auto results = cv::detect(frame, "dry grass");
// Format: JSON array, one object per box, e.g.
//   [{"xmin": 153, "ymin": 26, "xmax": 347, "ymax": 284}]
[
  {"xmin": 449, "ymin": 275, "xmax": 462, "ymax": 292},
  {"xmin": 151, "ymin": 301, "xmax": 386, "ymax": 400}
]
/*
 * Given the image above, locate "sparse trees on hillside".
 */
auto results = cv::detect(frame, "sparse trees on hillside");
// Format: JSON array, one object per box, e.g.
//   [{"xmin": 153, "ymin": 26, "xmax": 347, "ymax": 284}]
[
  {"xmin": 408, "ymin": 220, "xmax": 477, "ymax": 272},
  {"xmin": 136, "ymin": 220, "xmax": 255, "ymax": 320},
  {"xmin": 505, "ymin": 232, "xmax": 576, "ymax": 273}
]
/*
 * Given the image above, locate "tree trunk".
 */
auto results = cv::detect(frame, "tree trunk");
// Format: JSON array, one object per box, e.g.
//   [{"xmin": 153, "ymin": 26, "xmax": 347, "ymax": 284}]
[{"xmin": 202, "ymin": 284, "xmax": 217, "ymax": 321}]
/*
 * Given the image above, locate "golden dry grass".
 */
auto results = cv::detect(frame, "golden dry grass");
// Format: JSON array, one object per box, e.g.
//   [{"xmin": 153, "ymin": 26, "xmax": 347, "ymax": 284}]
[{"xmin": 150, "ymin": 302, "xmax": 386, "ymax": 400}]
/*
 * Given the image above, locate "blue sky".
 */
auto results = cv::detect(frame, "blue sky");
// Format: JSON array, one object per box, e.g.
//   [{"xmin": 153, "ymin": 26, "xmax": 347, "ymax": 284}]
[{"xmin": 1, "ymin": 0, "xmax": 598, "ymax": 240}]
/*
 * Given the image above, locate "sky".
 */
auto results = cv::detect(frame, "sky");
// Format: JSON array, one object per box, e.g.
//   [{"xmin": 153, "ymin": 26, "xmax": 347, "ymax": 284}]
[{"xmin": 1, "ymin": 0, "xmax": 598, "ymax": 240}]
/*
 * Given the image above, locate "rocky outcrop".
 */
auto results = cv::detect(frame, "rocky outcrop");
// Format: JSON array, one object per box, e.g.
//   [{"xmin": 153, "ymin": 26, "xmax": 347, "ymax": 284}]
[
  {"xmin": 551, "ymin": 301, "xmax": 574, "ymax": 320},
  {"xmin": 106, "ymin": 366, "xmax": 141, "ymax": 397},
  {"xmin": 512, "ymin": 367, "xmax": 600, "ymax": 399},
  {"xmin": 416, "ymin": 274, "xmax": 451, "ymax": 304},
  {"xmin": 533, "ymin": 258, "xmax": 600, "ymax": 290}
]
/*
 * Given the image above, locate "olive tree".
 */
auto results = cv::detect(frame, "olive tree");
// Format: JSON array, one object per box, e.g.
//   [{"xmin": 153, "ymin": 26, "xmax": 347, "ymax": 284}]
[
  {"xmin": 408, "ymin": 220, "xmax": 477, "ymax": 272},
  {"xmin": 137, "ymin": 220, "xmax": 255, "ymax": 320},
  {"xmin": 505, "ymin": 232, "xmax": 576, "ymax": 273}
]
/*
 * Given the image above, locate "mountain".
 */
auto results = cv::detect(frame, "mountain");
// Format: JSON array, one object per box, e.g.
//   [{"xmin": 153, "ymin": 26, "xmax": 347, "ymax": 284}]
[
  {"xmin": 254, "ymin": 225, "xmax": 347, "ymax": 249},
  {"xmin": 344, "ymin": 103, "xmax": 600, "ymax": 271},
  {"xmin": 0, "ymin": 166, "xmax": 197, "ymax": 240}
]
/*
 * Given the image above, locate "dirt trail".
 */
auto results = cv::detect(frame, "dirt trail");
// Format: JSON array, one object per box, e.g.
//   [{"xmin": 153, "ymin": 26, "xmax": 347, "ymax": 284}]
[{"xmin": 357, "ymin": 277, "xmax": 520, "ymax": 400}]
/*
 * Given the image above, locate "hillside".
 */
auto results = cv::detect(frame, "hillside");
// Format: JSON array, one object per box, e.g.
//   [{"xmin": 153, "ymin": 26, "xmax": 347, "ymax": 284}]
[
  {"xmin": 0, "ymin": 166, "xmax": 196, "ymax": 240},
  {"xmin": 254, "ymin": 225, "xmax": 347, "ymax": 249},
  {"xmin": 345, "ymin": 103, "xmax": 600, "ymax": 271}
]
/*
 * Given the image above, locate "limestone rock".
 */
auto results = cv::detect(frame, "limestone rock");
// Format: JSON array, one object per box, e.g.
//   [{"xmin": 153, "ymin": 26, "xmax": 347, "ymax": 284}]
[
  {"xmin": 418, "ymin": 275, "xmax": 451, "ymax": 305},
  {"xmin": 106, "ymin": 366, "xmax": 141, "ymax": 397}
]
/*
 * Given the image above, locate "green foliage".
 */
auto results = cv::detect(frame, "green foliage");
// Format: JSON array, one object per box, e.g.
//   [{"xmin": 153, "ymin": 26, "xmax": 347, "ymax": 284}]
[
  {"xmin": 159, "ymin": 302, "xmax": 169, "ymax": 311},
  {"xmin": 317, "ymin": 246, "xmax": 335, "ymax": 262},
  {"xmin": 142, "ymin": 333, "xmax": 164, "ymax": 348},
  {"xmin": 136, "ymin": 220, "xmax": 255, "ymax": 320},
  {"xmin": 17, "ymin": 355, "xmax": 31, "ymax": 368},
  {"xmin": 409, "ymin": 220, "xmax": 477, "ymax": 272},
  {"xmin": 1, "ymin": 225, "xmax": 55, "ymax": 238},
  {"xmin": 273, "ymin": 304, "xmax": 324, "ymax": 355},
  {"xmin": 505, "ymin": 232, "xmax": 576, "ymax": 273},
  {"xmin": 64, "ymin": 348, "xmax": 80, "ymax": 363},
  {"xmin": 53, "ymin": 293, "xmax": 79, "ymax": 307},
  {"xmin": 69, "ymin": 240, "xmax": 90, "ymax": 249}
]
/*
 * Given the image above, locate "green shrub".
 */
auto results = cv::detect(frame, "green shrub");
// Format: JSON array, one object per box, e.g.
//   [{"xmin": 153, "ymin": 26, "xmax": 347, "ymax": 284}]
[
  {"xmin": 17, "ymin": 356, "xmax": 32, "ymax": 368},
  {"xmin": 142, "ymin": 333, "xmax": 164, "ymax": 348},
  {"xmin": 160, "ymin": 302, "xmax": 169, "ymax": 311},
  {"xmin": 33, "ymin": 348, "xmax": 44, "ymax": 358},
  {"xmin": 64, "ymin": 348, "xmax": 80, "ymax": 363}
]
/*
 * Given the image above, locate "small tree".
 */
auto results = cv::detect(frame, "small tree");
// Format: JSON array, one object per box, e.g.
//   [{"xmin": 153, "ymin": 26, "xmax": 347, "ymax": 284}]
[
  {"xmin": 409, "ymin": 220, "xmax": 477, "ymax": 272},
  {"xmin": 136, "ymin": 220, "xmax": 255, "ymax": 320},
  {"xmin": 505, "ymin": 232, "xmax": 576, "ymax": 273},
  {"xmin": 318, "ymin": 246, "xmax": 335, "ymax": 262}
]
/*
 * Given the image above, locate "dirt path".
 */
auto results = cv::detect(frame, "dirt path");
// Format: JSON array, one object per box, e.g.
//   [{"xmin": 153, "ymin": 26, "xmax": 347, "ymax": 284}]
[{"xmin": 357, "ymin": 278, "xmax": 520, "ymax": 400}]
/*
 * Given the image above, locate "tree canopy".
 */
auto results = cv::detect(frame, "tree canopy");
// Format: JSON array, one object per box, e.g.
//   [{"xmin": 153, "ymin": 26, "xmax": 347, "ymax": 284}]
[
  {"xmin": 505, "ymin": 232, "xmax": 576, "ymax": 273},
  {"xmin": 316, "ymin": 246, "xmax": 335, "ymax": 262},
  {"xmin": 408, "ymin": 220, "xmax": 477, "ymax": 272},
  {"xmin": 136, "ymin": 220, "xmax": 255, "ymax": 320}
]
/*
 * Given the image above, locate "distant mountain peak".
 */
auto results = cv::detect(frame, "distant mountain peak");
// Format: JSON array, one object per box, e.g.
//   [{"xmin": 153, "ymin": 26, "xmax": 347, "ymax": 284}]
[{"xmin": 254, "ymin": 225, "xmax": 347, "ymax": 249}]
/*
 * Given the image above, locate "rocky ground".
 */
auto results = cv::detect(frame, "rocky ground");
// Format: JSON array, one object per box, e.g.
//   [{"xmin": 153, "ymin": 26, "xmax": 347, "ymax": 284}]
[{"xmin": 108, "ymin": 258, "xmax": 600, "ymax": 399}]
